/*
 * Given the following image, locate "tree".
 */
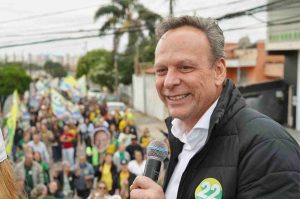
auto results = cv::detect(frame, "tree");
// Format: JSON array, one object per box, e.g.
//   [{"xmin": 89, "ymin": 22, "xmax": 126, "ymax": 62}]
[
  {"xmin": 0, "ymin": 63, "xmax": 31, "ymax": 106},
  {"xmin": 44, "ymin": 60, "xmax": 67, "ymax": 78},
  {"xmin": 76, "ymin": 49, "xmax": 114, "ymax": 91},
  {"xmin": 94, "ymin": 0, "xmax": 162, "ymax": 92}
]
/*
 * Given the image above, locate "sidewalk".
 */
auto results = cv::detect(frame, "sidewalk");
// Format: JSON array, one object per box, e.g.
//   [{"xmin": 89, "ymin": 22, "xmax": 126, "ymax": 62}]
[
  {"xmin": 286, "ymin": 128, "xmax": 300, "ymax": 144},
  {"xmin": 133, "ymin": 110, "xmax": 167, "ymax": 141}
]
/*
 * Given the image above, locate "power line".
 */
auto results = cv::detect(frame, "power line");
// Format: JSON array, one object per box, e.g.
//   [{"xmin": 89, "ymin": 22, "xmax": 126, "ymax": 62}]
[
  {"xmin": 216, "ymin": 0, "xmax": 299, "ymax": 21},
  {"xmin": 1, "ymin": 17, "xmax": 300, "ymax": 50},
  {"xmin": 172, "ymin": 0, "xmax": 254, "ymax": 15},
  {"xmin": 0, "ymin": 26, "xmax": 148, "ymax": 49},
  {"xmin": 1, "ymin": 0, "xmax": 299, "ymax": 49},
  {"xmin": 2, "ymin": 9, "xmax": 299, "ymax": 40},
  {"xmin": 0, "ymin": 2, "xmax": 108, "ymax": 25}
]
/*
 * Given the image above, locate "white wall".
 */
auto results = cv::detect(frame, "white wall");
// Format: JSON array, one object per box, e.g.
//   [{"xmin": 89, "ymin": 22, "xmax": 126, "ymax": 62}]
[
  {"xmin": 296, "ymin": 50, "xmax": 300, "ymax": 130},
  {"xmin": 133, "ymin": 75, "xmax": 145, "ymax": 112},
  {"xmin": 133, "ymin": 74, "xmax": 168, "ymax": 121},
  {"xmin": 144, "ymin": 75, "xmax": 167, "ymax": 121}
]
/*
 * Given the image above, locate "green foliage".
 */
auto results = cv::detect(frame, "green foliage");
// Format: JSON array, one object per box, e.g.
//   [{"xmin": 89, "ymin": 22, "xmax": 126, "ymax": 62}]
[
  {"xmin": 0, "ymin": 63, "xmax": 31, "ymax": 96},
  {"xmin": 76, "ymin": 49, "xmax": 114, "ymax": 91},
  {"xmin": 94, "ymin": 0, "xmax": 162, "ymax": 86},
  {"xmin": 118, "ymin": 54, "xmax": 134, "ymax": 85},
  {"xmin": 44, "ymin": 60, "xmax": 67, "ymax": 78}
]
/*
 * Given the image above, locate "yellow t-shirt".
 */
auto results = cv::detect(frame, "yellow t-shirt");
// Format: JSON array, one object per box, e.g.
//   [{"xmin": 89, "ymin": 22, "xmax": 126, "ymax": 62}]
[
  {"xmin": 140, "ymin": 136, "xmax": 151, "ymax": 148},
  {"xmin": 120, "ymin": 171, "xmax": 130, "ymax": 199},
  {"xmin": 119, "ymin": 119, "xmax": 127, "ymax": 132},
  {"xmin": 101, "ymin": 163, "xmax": 113, "ymax": 191}
]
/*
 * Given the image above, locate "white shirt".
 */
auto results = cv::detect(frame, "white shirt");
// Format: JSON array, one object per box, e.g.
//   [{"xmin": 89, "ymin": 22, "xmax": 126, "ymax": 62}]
[
  {"xmin": 128, "ymin": 160, "xmax": 146, "ymax": 176},
  {"xmin": 165, "ymin": 99, "xmax": 218, "ymax": 199}
]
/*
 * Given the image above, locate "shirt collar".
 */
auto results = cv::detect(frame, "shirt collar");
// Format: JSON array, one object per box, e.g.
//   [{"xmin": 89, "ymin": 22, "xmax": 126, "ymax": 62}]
[{"xmin": 171, "ymin": 98, "xmax": 219, "ymax": 150}]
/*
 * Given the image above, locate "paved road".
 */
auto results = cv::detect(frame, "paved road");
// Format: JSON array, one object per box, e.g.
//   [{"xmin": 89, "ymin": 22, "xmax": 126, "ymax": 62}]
[
  {"xmin": 133, "ymin": 111, "xmax": 167, "ymax": 141},
  {"xmin": 286, "ymin": 128, "xmax": 300, "ymax": 144}
]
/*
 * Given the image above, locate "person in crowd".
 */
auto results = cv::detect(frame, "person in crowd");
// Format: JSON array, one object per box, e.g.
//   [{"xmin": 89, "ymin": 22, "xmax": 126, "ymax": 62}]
[
  {"xmin": 112, "ymin": 110, "xmax": 122, "ymax": 128},
  {"xmin": 79, "ymin": 118, "xmax": 89, "ymax": 145},
  {"xmin": 118, "ymin": 126, "xmax": 132, "ymax": 148},
  {"xmin": 139, "ymin": 128, "xmax": 151, "ymax": 149},
  {"xmin": 33, "ymin": 151, "xmax": 50, "ymax": 185},
  {"xmin": 127, "ymin": 120, "xmax": 137, "ymax": 138},
  {"xmin": 40, "ymin": 123, "xmax": 54, "ymax": 151},
  {"xmin": 15, "ymin": 150, "xmax": 44, "ymax": 195},
  {"xmin": 85, "ymin": 137, "xmax": 101, "ymax": 171},
  {"xmin": 15, "ymin": 176, "xmax": 26, "ymax": 198},
  {"xmin": 67, "ymin": 120, "xmax": 79, "ymax": 159},
  {"xmin": 87, "ymin": 119, "xmax": 95, "ymax": 140},
  {"xmin": 30, "ymin": 184, "xmax": 48, "ymax": 199},
  {"xmin": 109, "ymin": 123, "xmax": 119, "ymax": 141},
  {"xmin": 18, "ymin": 129, "xmax": 31, "ymax": 150},
  {"xmin": 88, "ymin": 181, "xmax": 112, "ymax": 199},
  {"xmin": 46, "ymin": 181, "xmax": 65, "ymax": 199},
  {"xmin": 118, "ymin": 116, "xmax": 128, "ymax": 133},
  {"xmin": 105, "ymin": 112, "xmax": 117, "ymax": 127},
  {"xmin": 125, "ymin": 136, "xmax": 143, "ymax": 160},
  {"xmin": 60, "ymin": 125, "xmax": 75, "ymax": 166},
  {"xmin": 28, "ymin": 132, "xmax": 50, "ymax": 163},
  {"xmin": 15, "ymin": 129, "xmax": 31, "ymax": 162},
  {"xmin": 127, "ymin": 150, "xmax": 146, "ymax": 176},
  {"xmin": 130, "ymin": 15, "xmax": 300, "ymax": 199},
  {"xmin": 13, "ymin": 121, "xmax": 24, "ymax": 161},
  {"xmin": 113, "ymin": 144, "xmax": 131, "ymax": 172},
  {"xmin": 50, "ymin": 122, "xmax": 62, "ymax": 163},
  {"xmin": 95, "ymin": 154, "xmax": 119, "ymax": 195},
  {"xmin": 117, "ymin": 159, "xmax": 136, "ymax": 199},
  {"xmin": 106, "ymin": 123, "xmax": 119, "ymax": 155},
  {"xmin": 61, "ymin": 162, "xmax": 75, "ymax": 198},
  {"xmin": 73, "ymin": 155, "xmax": 94, "ymax": 199}
]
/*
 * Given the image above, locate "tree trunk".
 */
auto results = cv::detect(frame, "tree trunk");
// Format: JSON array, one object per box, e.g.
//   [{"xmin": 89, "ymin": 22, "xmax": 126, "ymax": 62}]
[{"xmin": 112, "ymin": 34, "xmax": 120, "ymax": 95}]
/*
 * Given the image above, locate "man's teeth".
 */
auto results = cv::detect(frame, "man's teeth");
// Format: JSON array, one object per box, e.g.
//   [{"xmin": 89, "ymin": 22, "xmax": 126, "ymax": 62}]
[{"xmin": 167, "ymin": 94, "xmax": 188, "ymax": 101}]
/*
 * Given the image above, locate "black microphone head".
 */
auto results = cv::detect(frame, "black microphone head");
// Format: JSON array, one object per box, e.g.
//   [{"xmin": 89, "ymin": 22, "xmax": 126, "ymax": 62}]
[{"xmin": 146, "ymin": 140, "xmax": 168, "ymax": 162}]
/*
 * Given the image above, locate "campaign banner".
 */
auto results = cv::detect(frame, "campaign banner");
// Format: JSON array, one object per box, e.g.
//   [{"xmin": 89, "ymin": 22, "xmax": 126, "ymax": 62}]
[{"xmin": 51, "ymin": 89, "xmax": 82, "ymax": 121}]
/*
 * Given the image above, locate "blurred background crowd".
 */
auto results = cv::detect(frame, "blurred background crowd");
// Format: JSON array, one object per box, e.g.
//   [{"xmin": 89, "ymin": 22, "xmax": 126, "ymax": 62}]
[{"xmin": 0, "ymin": 82, "xmax": 167, "ymax": 199}]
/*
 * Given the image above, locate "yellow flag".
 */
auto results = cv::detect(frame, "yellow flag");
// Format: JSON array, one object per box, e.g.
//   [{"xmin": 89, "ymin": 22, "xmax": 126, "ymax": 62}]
[{"xmin": 5, "ymin": 90, "xmax": 20, "ymax": 155}]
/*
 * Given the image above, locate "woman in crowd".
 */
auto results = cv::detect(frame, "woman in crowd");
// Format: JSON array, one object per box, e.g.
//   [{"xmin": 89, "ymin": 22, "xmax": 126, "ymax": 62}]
[
  {"xmin": 34, "ymin": 151, "xmax": 50, "ymax": 185},
  {"xmin": 127, "ymin": 150, "xmax": 146, "ymax": 176},
  {"xmin": 95, "ymin": 154, "xmax": 119, "ymax": 195},
  {"xmin": 88, "ymin": 181, "xmax": 112, "ymax": 199}
]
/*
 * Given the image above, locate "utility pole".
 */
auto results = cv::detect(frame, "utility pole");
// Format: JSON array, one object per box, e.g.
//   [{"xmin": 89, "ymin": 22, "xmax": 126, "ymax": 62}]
[{"xmin": 169, "ymin": 0, "xmax": 174, "ymax": 16}]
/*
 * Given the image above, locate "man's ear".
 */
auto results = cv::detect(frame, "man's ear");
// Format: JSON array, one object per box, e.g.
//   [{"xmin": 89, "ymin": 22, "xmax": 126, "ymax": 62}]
[{"xmin": 214, "ymin": 58, "xmax": 226, "ymax": 86}]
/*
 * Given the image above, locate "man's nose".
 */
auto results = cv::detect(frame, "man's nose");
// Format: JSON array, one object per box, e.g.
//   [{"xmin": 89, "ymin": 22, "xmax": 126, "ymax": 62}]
[{"xmin": 164, "ymin": 69, "xmax": 180, "ymax": 89}]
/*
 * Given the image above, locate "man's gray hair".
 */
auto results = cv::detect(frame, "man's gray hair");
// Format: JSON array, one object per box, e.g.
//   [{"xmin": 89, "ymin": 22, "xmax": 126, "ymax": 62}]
[{"xmin": 156, "ymin": 15, "xmax": 225, "ymax": 62}]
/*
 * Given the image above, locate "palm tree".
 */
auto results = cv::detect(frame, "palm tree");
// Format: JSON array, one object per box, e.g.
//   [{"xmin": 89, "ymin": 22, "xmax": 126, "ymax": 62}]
[{"xmin": 94, "ymin": 0, "xmax": 161, "ymax": 93}]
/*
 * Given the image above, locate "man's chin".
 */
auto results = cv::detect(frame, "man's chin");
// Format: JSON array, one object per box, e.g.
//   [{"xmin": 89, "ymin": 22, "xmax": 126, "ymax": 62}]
[{"xmin": 169, "ymin": 110, "xmax": 185, "ymax": 120}]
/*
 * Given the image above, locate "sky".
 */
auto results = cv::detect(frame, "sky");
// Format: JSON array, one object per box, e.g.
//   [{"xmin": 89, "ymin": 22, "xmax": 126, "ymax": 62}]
[{"xmin": 0, "ymin": 0, "xmax": 267, "ymax": 56}]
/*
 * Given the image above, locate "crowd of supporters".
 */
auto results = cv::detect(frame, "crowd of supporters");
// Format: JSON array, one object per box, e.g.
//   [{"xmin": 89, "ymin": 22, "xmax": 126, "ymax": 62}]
[{"xmin": 1, "ymin": 95, "xmax": 155, "ymax": 199}]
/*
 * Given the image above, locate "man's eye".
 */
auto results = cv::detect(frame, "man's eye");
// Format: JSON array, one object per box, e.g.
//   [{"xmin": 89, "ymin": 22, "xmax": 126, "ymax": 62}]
[
  {"xmin": 179, "ymin": 66, "xmax": 193, "ymax": 72},
  {"xmin": 155, "ymin": 69, "xmax": 167, "ymax": 76}
]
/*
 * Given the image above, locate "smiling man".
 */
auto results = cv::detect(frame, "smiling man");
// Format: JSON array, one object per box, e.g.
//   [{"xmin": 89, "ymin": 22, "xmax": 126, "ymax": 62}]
[{"xmin": 130, "ymin": 16, "xmax": 300, "ymax": 199}]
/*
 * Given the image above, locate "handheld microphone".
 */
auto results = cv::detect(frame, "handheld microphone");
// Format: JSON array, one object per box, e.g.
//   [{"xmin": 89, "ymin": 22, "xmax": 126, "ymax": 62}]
[{"xmin": 143, "ymin": 140, "xmax": 168, "ymax": 182}]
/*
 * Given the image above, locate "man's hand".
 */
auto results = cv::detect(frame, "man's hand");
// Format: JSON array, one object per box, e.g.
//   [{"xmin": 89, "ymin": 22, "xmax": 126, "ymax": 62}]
[{"xmin": 130, "ymin": 176, "xmax": 165, "ymax": 199}]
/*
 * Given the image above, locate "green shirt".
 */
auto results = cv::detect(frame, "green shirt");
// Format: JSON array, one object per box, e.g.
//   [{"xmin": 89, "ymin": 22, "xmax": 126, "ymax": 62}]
[
  {"xmin": 86, "ymin": 146, "xmax": 100, "ymax": 166},
  {"xmin": 39, "ymin": 161, "xmax": 49, "ymax": 184}
]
